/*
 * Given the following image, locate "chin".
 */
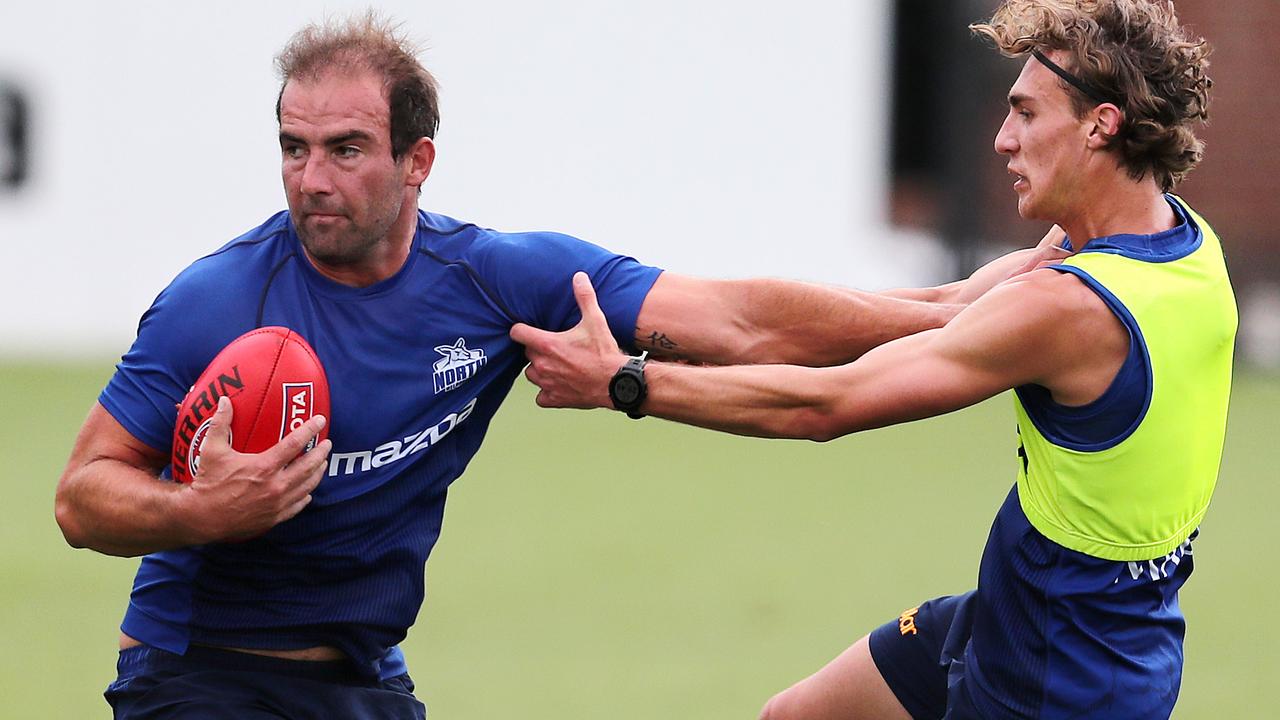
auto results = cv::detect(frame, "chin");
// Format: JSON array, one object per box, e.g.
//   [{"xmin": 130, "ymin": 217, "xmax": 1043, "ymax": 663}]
[
  {"xmin": 1016, "ymin": 196, "xmax": 1047, "ymax": 222},
  {"xmin": 297, "ymin": 231, "xmax": 347, "ymax": 263},
  {"xmin": 306, "ymin": 243, "xmax": 364, "ymax": 267}
]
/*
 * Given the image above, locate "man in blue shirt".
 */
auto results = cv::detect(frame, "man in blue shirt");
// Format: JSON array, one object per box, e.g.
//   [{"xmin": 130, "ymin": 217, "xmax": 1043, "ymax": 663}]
[{"xmin": 53, "ymin": 12, "xmax": 1056, "ymax": 720}]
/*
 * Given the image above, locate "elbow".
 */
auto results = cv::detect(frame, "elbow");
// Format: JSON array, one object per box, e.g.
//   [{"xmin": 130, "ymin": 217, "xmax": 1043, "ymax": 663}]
[
  {"xmin": 54, "ymin": 468, "xmax": 96, "ymax": 550},
  {"xmin": 807, "ymin": 427, "xmax": 843, "ymax": 444},
  {"xmin": 54, "ymin": 493, "xmax": 89, "ymax": 549},
  {"xmin": 791, "ymin": 407, "xmax": 850, "ymax": 443}
]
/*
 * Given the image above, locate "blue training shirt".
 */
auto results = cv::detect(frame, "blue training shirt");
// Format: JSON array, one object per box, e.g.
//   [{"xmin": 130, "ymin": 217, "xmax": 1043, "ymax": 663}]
[{"xmin": 99, "ymin": 209, "xmax": 663, "ymax": 677}]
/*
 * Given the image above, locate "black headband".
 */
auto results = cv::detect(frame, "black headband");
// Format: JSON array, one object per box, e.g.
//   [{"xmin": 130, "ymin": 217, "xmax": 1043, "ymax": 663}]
[{"xmin": 1031, "ymin": 49, "xmax": 1123, "ymax": 106}]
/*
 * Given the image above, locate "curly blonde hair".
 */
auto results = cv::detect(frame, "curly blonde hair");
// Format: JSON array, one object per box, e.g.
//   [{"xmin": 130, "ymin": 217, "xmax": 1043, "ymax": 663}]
[{"xmin": 971, "ymin": 0, "xmax": 1211, "ymax": 191}]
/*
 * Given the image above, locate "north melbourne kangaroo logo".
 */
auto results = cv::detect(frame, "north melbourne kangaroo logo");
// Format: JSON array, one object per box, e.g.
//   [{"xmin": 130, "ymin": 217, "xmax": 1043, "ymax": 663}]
[{"xmin": 433, "ymin": 338, "xmax": 487, "ymax": 394}]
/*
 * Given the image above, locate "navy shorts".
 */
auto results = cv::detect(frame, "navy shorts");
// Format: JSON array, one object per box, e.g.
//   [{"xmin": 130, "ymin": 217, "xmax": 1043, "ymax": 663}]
[
  {"xmin": 105, "ymin": 645, "xmax": 426, "ymax": 719},
  {"xmin": 868, "ymin": 593, "xmax": 983, "ymax": 720},
  {"xmin": 868, "ymin": 486, "xmax": 1192, "ymax": 720}
]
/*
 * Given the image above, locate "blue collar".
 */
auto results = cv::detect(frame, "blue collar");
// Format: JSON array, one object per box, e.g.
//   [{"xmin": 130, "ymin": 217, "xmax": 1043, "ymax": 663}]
[{"xmin": 1061, "ymin": 195, "xmax": 1202, "ymax": 263}]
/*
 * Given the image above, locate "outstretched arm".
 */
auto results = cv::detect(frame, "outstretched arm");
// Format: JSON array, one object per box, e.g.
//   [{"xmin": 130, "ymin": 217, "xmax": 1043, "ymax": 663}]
[
  {"xmin": 631, "ymin": 226, "xmax": 1068, "ymax": 367},
  {"xmin": 637, "ymin": 301, "xmax": 1038, "ymax": 440},
  {"xmin": 513, "ymin": 269, "xmax": 1122, "ymax": 441},
  {"xmin": 56, "ymin": 399, "xmax": 331, "ymax": 557},
  {"xmin": 632, "ymin": 272, "xmax": 961, "ymax": 366}
]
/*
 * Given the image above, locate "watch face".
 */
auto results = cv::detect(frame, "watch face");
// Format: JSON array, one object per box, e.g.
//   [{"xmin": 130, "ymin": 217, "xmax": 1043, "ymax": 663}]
[{"xmin": 613, "ymin": 375, "xmax": 642, "ymax": 405}]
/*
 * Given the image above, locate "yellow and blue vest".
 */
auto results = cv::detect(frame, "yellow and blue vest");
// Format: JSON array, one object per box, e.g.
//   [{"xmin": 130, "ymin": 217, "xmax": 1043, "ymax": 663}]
[{"xmin": 1014, "ymin": 195, "xmax": 1237, "ymax": 562}]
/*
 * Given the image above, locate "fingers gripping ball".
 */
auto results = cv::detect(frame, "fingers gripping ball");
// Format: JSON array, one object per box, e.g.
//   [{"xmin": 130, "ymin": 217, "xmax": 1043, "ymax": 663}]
[{"xmin": 171, "ymin": 327, "xmax": 330, "ymax": 483}]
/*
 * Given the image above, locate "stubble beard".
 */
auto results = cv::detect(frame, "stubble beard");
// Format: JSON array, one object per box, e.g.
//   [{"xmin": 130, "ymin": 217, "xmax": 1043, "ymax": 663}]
[{"xmin": 295, "ymin": 193, "xmax": 404, "ymax": 268}]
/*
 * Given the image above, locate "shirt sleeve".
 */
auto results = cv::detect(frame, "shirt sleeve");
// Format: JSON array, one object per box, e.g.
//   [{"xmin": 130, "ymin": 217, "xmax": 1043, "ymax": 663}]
[
  {"xmin": 98, "ymin": 263, "xmax": 248, "ymax": 453},
  {"xmin": 469, "ymin": 230, "xmax": 664, "ymax": 350}
]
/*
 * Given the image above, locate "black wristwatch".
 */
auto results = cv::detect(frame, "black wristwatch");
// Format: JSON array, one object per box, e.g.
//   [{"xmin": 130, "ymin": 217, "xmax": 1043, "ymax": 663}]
[{"xmin": 608, "ymin": 351, "xmax": 649, "ymax": 419}]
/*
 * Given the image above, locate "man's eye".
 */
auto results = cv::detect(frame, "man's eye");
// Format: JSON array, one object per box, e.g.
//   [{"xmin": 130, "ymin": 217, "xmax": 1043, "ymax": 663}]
[
  {"xmin": 283, "ymin": 146, "xmax": 305, "ymax": 159},
  {"xmin": 336, "ymin": 146, "xmax": 361, "ymax": 158}
]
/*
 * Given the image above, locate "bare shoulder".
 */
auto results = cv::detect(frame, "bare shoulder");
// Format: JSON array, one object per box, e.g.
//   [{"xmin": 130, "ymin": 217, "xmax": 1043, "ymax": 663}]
[
  {"xmin": 995, "ymin": 267, "xmax": 1125, "ymax": 338},
  {"xmin": 991, "ymin": 267, "xmax": 1129, "ymax": 403},
  {"xmin": 963, "ymin": 266, "xmax": 1097, "ymax": 328},
  {"xmin": 1000, "ymin": 266, "xmax": 1113, "ymax": 317},
  {"xmin": 942, "ymin": 267, "xmax": 1125, "ymax": 392}
]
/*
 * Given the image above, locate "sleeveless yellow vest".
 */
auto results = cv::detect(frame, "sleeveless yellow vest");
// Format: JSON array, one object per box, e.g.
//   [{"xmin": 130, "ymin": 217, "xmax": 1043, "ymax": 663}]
[{"xmin": 1014, "ymin": 197, "xmax": 1237, "ymax": 561}]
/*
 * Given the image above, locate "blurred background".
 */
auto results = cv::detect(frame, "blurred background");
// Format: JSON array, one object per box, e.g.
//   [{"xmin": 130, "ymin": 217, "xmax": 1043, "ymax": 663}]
[{"xmin": 1, "ymin": 1, "xmax": 1275, "ymax": 717}]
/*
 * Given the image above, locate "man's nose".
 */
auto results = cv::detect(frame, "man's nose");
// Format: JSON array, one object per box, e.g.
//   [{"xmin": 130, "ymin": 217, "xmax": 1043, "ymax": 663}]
[
  {"xmin": 994, "ymin": 117, "xmax": 1018, "ymax": 156},
  {"xmin": 300, "ymin": 154, "xmax": 333, "ymax": 195}
]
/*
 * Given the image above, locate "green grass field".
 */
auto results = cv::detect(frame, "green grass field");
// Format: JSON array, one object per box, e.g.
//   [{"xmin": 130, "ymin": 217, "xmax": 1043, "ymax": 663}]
[{"xmin": 2, "ymin": 360, "xmax": 1275, "ymax": 718}]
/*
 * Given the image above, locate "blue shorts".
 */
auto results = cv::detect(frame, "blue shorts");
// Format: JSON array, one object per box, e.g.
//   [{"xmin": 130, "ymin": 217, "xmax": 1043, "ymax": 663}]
[
  {"xmin": 105, "ymin": 645, "xmax": 426, "ymax": 719},
  {"xmin": 868, "ymin": 485, "xmax": 1193, "ymax": 720}
]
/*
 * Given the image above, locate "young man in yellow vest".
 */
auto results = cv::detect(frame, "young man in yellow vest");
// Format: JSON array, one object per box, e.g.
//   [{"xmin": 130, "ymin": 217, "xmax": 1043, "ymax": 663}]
[{"xmin": 512, "ymin": 1, "xmax": 1234, "ymax": 718}]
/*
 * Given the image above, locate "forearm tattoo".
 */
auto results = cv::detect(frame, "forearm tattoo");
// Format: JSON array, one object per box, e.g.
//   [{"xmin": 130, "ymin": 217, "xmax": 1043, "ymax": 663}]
[{"xmin": 638, "ymin": 330, "xmax": 682, "ymax": 359}]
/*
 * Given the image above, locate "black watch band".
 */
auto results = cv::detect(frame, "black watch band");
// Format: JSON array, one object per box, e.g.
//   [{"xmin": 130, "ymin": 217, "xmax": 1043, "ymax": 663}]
[{"xmin": 608, "ymin": 351, "xmax": 649, "ymax": 419}]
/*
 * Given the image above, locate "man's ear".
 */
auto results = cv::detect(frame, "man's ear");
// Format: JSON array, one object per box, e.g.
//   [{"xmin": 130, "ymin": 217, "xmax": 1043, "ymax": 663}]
[
  {"xmin": 405, "ymin": 137, "xmax": 436, "ymax": 188},
  {"xmin": 1087, "ymin": 103, "xmax": 1123, "ymax": 149}
]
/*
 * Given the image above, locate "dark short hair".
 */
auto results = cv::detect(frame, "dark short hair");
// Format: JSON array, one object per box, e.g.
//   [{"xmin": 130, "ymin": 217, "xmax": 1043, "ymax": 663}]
[
  {"xmin": 972, "ymin": 0, "xmax": 1212, "ymax": 192},
  {"xmin": 274, "ymin": 11, "xmax": 440, "ymax": 160}
]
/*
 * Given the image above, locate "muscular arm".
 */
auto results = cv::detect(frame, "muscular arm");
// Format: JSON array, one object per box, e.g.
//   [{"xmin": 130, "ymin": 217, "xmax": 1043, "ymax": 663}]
[
  {"xmin": 633, "ymin": 273, "xmax": 962, "ymax": 366},
  {"xmin": 634, "ymin": 227, "xmax": 1067, "ymax": 366},
  {"xmin": 642, "ymin": 286, "xmax": 1054, "ymax": 440},
  {"xmin": 513, "ymin": 269, "xmax": 1126, "ymax": 440},
  {"xmin": 55, "ymin": 405, "xmax": 186, "ymax": 556},
  {"xmin": 56, "ymin": 400, "xmax": 331, "ymax": 557}
]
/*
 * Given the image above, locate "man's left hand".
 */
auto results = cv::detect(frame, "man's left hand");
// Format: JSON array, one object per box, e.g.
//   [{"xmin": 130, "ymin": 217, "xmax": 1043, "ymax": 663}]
[{"xmin": 510, "ymin": 272, "xmax": 625, "ymax": 409}]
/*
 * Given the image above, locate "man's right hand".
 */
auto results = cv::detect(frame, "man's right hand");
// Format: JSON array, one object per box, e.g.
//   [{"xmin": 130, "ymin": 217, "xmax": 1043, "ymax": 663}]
[
  {"xmin": 179, "ymin": 396, "xmax": 332, "ymax": 542},
  {"xmin": 56, "ymin": 399, "xmax": 331, "ymax": 557}
]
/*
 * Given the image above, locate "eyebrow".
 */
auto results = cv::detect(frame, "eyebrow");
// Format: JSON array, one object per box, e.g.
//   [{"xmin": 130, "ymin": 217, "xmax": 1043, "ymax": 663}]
[
  {"xmin": 324, "ymin": 130, "xmax": 374, "ymax": 147},
  {"xmin": 1008, "ymin": 93, "xmax": 1033, "ymax": 108},
  {"xmin": 278, "ymin": 130, "xmax": 375, "ymax": 147}
]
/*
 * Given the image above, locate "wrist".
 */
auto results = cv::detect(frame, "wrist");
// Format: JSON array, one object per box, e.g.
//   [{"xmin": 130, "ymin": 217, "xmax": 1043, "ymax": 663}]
[
  {"xmin": 170, "ymin": 483, "xmax": 219, "ymax": 545},
  {"xmin": 608, "ymin": 351, "xmax": 648, "ymax": 418}
]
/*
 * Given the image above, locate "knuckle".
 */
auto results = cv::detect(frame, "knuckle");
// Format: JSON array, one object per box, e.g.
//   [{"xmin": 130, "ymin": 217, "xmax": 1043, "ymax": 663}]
[
  {"xmin": 267, "ymin": 477, "xmax": 292, "ymax": 500},
  {"xmin": 306, "ymin": 453, "xmax": 328, "ymax": 476}
]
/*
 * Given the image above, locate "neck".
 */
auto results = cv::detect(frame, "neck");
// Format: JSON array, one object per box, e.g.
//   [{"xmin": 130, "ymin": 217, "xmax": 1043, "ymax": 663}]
[{"xmin": 1059, "ymin": 175, "xmax": 1174, "ymax": 250}]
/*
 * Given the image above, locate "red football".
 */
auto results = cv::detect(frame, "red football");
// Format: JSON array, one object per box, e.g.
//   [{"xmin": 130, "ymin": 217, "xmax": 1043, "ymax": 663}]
[{"xmin": 171, "ymin": 326, "xmax": 330, "ymax": 484}]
